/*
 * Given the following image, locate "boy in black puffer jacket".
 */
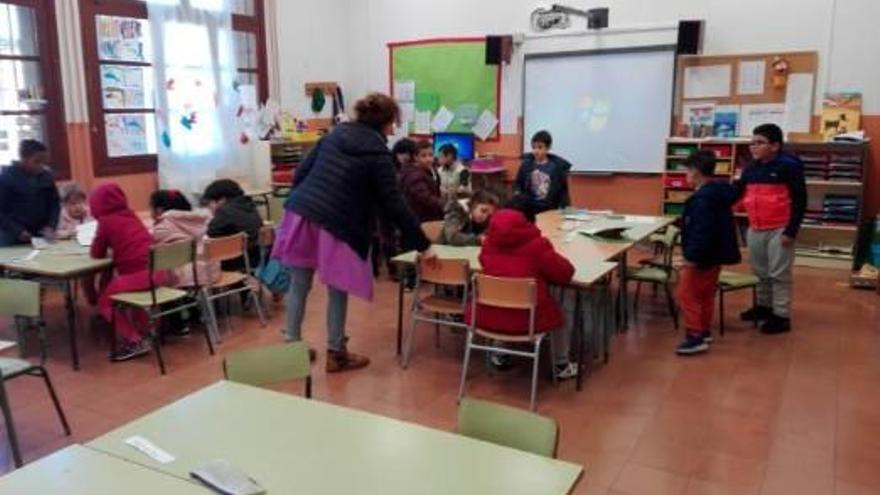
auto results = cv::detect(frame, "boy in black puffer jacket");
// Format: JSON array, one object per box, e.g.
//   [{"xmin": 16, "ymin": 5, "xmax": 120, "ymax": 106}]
[
  {"xmin": 676, "ymin": 150, "xmax": 741, "ymax": 356},
  {"xmin": 203, "ymin": 179, "xmax": 263, "ymax": 272}
]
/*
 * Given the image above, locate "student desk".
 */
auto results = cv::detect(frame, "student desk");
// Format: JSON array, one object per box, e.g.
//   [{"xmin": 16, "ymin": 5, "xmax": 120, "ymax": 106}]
[
  {"xmin": 0, "ymin": 242, "xmax": 112, "ymax": 370},
  {"xmin": 88, "ymin": 381, "xmax": 583, "ymax": 495},
  {"xmin": 0, "ymin": 445, "xmax": 211, "ymax": 495}
]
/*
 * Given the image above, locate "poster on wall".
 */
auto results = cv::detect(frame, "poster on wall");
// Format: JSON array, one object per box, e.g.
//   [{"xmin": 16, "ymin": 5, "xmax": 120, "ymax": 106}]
[
  {"xmin": 821, "ymin": 93, "xmax": 862, "ymax": 141},
  {"xmin": 97, "ymin": 15, "xmax": 149, "ymax": 62},
  {"xmin": 101, "ymin": 66, "xmax": 147, "ymax": 109},
  {"xmin": 106, "ymin": 114, "xmax": 150, "ymax": 157}
]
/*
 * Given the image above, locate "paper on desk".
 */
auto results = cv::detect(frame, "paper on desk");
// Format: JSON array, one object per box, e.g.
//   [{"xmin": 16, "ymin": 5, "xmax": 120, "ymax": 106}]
[
  {"xmin": 126, "ymin": 435, "xmax": 175, "ymax": 464},
  {"xmin": 623, "ymin": 215, "xmax": 658, "ymax": 224},
  {"xmin": 76, "ymin": 221, "xmax": 98, "ymax": 247},
  {"xmin": 684, "ymin": 64, "xmax": 731, "ymax": 99},
  {"xmin": 472, "ymin": 109, "xmax": 498, "ymax": 141},
  {"xmin": 431, "ymin": 106, "xmax": 454, "ymax": 132},
  {"xmin": 737, "ymin": 60, "xmax": 766, "ymax": 95}
]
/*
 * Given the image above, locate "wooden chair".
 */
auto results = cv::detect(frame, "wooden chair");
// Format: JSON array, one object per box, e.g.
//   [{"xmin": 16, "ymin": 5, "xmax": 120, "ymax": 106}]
[
  {"xmin": 716, "ymin": 270, "xmax": 760, "ymax": 336},
  {"xmin": 223, "ymin": 342, "xmax": 312, "ymax": 398},
  {"xmin": 202, "ymin": 233, "xmax": 267, "ymax": 339},
  {"xmin": 110, "ymin": 240, "xmax": 215, "ymax": 374},
  {"xmin": 627, "ymin": 225, "xmax": 680, "ymax": 329},
  {"xmin": 458, "ymin": 274, "xmax": 549, "ymax": 411},
  {"xmin": 458, "ymin": 398, "xmax": 559, "ymax": 458},
  {"xmin": 0, "ymin": 279, "xmax": 71, "ymax": 467},
  {"xmin": 401, "ymin": 258, "xmax": 469, "ymax": 368},
  {"xmin": 421, "ymin": 221, "xmax": 445, "ymax": 244}
]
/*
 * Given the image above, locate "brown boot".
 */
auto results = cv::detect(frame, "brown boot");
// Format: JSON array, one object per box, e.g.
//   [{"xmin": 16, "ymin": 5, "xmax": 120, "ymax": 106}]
[{"xmin": 326, "ymin": 345, "xmax": 370, "ymax": 373}]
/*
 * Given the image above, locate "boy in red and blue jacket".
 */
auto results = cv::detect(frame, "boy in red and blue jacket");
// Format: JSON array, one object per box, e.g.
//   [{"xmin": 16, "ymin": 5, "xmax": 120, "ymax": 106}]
[
  {"xmin": 734, "ymin": 124, "xmax": 806, "ymax": 334},
  {"xmin": 676, "ymin": 151, "xmax": 741, "ymax": 355}
]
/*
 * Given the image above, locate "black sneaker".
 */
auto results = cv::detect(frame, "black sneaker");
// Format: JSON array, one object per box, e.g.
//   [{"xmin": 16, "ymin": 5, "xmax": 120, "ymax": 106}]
[
  {"xmin": 162, "ymin": 326, "xmax": 191, "ymax": 339},
  {"xmin": 699, "ymin": 330, "xmax": 714, "ymax": 344},
  {"xmin": 740, "ymin": 305, "xmax": 773, "ymax": 322},
  {"xmin": 676, "ymin": 334, "xmax": 709, "ymax": 356},
  {"xmin": 760, "ymin": 315, "xmax": 791, "ymax": 335},
  {"xmin": 111, "ymin": 340, "xmax": 152, "ymax": 362}
]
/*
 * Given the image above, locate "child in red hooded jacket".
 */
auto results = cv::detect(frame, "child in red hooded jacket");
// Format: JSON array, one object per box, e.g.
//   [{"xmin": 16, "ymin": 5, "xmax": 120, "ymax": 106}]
[
  {"xmin": 466, "ymin": 195, "xmax": 579, "ymax": 380},
  {"xmin": 90, "ymin": 183, "xmax": 162, "ymax": 362}
]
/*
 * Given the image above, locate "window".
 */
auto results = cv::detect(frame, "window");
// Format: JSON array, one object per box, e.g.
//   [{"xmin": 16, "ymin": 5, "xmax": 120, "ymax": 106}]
[
  {"xmin": 0, "ymin": 1, "xmax": 68, "ymax": 178},
  {"xmin": 80, "ymin": 0, "xmax": 267, "ymax": 176}
]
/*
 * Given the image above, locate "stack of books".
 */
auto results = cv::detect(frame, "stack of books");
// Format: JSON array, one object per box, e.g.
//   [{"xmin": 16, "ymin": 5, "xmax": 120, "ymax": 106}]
[
  {"xmin": 822, "ymin": 194, "xmax": 860, "ymax": 225},
  {"xmin": 827, "ymin": 153, "xmax": 863, "ymax": 182}
]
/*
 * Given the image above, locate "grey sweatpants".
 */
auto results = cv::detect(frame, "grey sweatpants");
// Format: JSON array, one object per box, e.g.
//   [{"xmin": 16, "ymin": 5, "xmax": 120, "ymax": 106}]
[
  {"xmin": 746, "ymin": 228, "xmax": 794, "ymax": 318},
  {"xmin": 285, "ymin": 266, "xmax": 348, "ymax": 351}
]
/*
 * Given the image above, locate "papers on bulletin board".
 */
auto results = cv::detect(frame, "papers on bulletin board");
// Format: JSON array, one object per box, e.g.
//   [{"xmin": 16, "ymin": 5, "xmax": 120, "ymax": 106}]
[
  {"xmin": 739, "ymin": 103, "xmax": 786, "ymax": 137},
  {"xmin": 682, "ymin": 102, "xmax": 715, "ymax": 138},
  {"xmin": 106, "ymin": 114, "xmax": 149, "ymax": 157},
  {"xmin": 414, "ymin": 110, "xmax": 432, "ymax": 134},
  {"xmin": 400, "ymin": 102, "xmax": 415, "ymax": 125},
  {"xmin": 783, "ymin": 73, "xmax": 814, "ymax": 133},
  {"xmin": 713, "ymin": 105, "xmax": 740, "ymax": 138},
  {"xmin": 683, "ymin": 65, "xmax": 732, "ymax": 99},
  {"xmin": 455, "ymin": 104, "xmax": 480, "ymax": 127},
  {"xmin": 393, "ymin": 80, "xmax": 415, "ymax": 102},
  {"xmin": 431, "ymin": 106, "xmax": 454, "ymax": 132},
  {"xmin": 101, "ymin": 66, "xmax": 146, "ymax": 109},
  {"xmin": 472, "ymin": 109, "xmax": 498, "ymax": 141},
  {"xmin": 737, "ymin": 60, "xmax": 766, "ymax": 95}
]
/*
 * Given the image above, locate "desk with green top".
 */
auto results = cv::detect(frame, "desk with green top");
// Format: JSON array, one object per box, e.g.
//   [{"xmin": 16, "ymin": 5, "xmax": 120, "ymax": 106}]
[
  {"xmin": 392, "ymin": 210, "xmax": 674, "ymax": 387},
  {"xmin": 0, "ymin": 445, "xmax": 211, "ymax": 494},
  {"xmin": 0, "ymin": 242, "xmax": 112, "ymax": 370},
  {"xmin": 87, "ymin": 381, "xmax": 583, "ymax": 494}
]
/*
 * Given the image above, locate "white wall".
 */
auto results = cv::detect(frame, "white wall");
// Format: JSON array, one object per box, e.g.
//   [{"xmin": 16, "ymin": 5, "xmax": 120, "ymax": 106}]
[{"xmin": 275, "ymin": 0, "xmax": 880, "ymax": 128}]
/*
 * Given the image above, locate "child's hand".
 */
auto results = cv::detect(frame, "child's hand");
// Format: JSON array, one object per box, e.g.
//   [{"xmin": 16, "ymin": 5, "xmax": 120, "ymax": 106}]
[
  {"xmin": 477, "ymin": 235, "xmax": 486, "ymax": 245},
  {"xmin": 781, "ymin": 235, "xmax": 795, "ymax": 247}
]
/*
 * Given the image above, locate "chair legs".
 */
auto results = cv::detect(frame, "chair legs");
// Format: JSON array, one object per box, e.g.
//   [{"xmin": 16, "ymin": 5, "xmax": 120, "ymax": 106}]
[
  {"xmin": 457, "ymin": 331, "xmax": 545, "ymax": 412},
  {"xmin": 149, "ymin": 317, "xmax": 167, "ymax": 376},
  {"xmin": 457, "ymin": 331, "xmax": 475, "ymax": 403},
  {"xmin": 0, "ymin": 381, "xmax": 22, "ymax": 468},
  {"xmin": 528, "ymin": 339, "xmax": 542, "ymax": 411},
  {"xmin": 718, "ymin": 289, "xmax": 726, "ymax": 336},
  {"xmin": 633, "ymin": 281, "xmax": 642, "ymax": 320},
  {"xmin": 401, "ymin": 313, "xmax": 419, "ymax": 369},
  {"xmin": 35, "ymin": 367, "xmax": 70, "ymax": 436}
]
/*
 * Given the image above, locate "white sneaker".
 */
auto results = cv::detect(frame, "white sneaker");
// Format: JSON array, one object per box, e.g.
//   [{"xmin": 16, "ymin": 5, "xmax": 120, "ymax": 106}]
[{"xmin": 554, "ymin": 362, "xmax": 579, "ymax": 381}]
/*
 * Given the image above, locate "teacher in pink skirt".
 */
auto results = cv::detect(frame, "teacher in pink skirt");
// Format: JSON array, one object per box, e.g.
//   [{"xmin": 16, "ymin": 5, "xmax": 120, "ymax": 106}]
[{"xmin": 273, "ymin": 93, "xmax": 435, "ymax": 373}]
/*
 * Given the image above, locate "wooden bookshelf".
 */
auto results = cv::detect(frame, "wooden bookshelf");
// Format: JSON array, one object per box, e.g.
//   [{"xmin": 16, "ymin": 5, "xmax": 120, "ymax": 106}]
[{"xmin": 662, "ymin": 138, "xmax": 749, "ymax": 216}]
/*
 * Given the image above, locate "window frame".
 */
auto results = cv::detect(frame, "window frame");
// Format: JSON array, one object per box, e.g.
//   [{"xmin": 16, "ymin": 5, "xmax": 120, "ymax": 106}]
[
  {"xmin": 80, "ymin": 0, "xmax": 267, "ymax": 177},
  {"xmin": 0, "ymin": 0, "xmax": 69, "ymax": 179}
]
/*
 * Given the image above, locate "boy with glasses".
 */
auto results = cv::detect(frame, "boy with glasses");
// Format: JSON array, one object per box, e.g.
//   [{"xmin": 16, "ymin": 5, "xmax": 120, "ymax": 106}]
[{"xmin": 734, "ymin": 124, "xmax": 806, "ymax": 334}]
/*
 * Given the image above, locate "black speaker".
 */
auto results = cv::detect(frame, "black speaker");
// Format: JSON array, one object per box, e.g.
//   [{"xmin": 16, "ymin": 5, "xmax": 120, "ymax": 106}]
[
  {"xmin": 486, "ymin": 36, "xmax": 502, "ymax": 65},
  {"xmin": 677, "ymin": 20, "xmax": 704, "ymax": 54},
  {"xmin": 587, "ymin": 8, "xmax": 609, "ymax": 29}
]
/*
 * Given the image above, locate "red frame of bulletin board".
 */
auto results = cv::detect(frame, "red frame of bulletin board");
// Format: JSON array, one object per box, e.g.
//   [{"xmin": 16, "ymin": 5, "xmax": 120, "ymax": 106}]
[{"xmin": 387, "ymin": 37, "xmax": 502, "ymax": 141}]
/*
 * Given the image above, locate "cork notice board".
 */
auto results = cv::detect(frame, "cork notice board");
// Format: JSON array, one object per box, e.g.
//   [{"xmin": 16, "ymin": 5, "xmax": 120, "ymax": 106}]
[{"xmin": 674, "ymin": 51, "xmax": 819, "ymax": 136}]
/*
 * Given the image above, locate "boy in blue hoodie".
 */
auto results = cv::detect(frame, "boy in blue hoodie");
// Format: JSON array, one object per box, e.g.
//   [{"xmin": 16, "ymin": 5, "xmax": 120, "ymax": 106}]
[
  {"xmin": 0, "ymin": 140, "xmax": 60, "ymax": 246},
  {"xmin": 515, "ymin": 130, "xmax": 571, "ymax": 214},
  {"xmin": 676, "ymin": 150, "xmax": 742, "ymax": 355}
]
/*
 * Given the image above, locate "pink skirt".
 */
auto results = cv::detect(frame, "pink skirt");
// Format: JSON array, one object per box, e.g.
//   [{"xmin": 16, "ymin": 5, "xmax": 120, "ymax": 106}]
[{"xmin": 272, "ymin": 211, "xmax": 373, "ymax": 301}]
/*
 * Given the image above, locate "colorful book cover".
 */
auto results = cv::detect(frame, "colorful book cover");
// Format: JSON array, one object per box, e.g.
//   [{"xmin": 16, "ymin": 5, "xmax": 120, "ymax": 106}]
[
  {"xmin": 713, "ymin": 105, "xmax": 740, "ymax": 138},
  {"xmin": 821, "ymin": 93, "xmax": 862, "ymax": 141}
]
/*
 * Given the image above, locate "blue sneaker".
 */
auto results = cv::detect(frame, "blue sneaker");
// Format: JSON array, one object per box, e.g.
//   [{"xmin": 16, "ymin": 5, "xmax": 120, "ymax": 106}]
[
  {"xmin": 699, "ymin": 331, "xmax": 714, "ymax": 344},
  {"xmin": 676, "ymin": 334, "xmax": 709, "ymax": 356}
]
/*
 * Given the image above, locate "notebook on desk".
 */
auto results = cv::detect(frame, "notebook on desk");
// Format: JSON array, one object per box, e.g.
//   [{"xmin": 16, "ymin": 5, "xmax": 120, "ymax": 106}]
[{"xmin": 578, "ymin": 226, "xmax": 629, "ymax": 240}]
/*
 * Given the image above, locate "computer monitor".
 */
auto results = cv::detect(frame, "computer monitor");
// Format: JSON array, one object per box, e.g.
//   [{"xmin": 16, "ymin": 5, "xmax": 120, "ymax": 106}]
[{"xmin": 433, "ymin": 132, "xmax": 475, "ymax": 162}]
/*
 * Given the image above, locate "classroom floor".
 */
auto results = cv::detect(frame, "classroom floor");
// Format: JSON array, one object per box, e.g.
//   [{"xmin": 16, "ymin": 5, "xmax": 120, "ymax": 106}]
[{"xmin": 0, "ymin": 259, "xmax": 878, "ymax": 495}]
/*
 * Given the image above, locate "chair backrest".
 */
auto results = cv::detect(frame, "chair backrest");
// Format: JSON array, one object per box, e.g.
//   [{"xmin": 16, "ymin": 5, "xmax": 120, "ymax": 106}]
[
  {"xmin": 458, "ymin": 398, "xmax": 559, "ymax": 458},
  {"xmin": 224, "ymin": 342, "xmax": 311, "ymax": 391},
  {"xmin": 421, "ymin": 221, "xmax": 444, "ymax": 243},
  {"xmin": 0, "ymin": 279, "xmax": 41, "ymax": 319},
  {"xmin": 659, "ymin": 225, "xmax": 681, "ymax": 269},
  {"xmin": 472, "ymin": 274, "xmax": 537, "ymax": 337},
  {"xmin": 151, "ymin": 239, "xmax": 196, "ymax": 272},
  {"xmin": 205, "ymin": 232, "xmax": 248, "ymax": 263},
  {"xmin": 418, "ymin": 258, "xmax": 469, "ymax": 287}
]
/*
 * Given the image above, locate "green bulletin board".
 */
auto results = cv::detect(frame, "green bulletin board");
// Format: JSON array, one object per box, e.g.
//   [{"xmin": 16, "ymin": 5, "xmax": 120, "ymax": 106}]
[{"xmin": 389, "ymin": 38, "xmax": 500, "ymax": 138}]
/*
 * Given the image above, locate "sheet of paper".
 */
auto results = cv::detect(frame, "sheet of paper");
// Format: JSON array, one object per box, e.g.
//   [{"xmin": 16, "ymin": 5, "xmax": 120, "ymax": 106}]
[
  {"xmin": 739, "ymin": 103, "xmax": 786, "ymax": 137},
  {"xmin": 431, "ymin": 106, "xmax": 454, "ymax": 132},
  {"xmin": 472, "ymin": 109, "xmax": 498, "ymax": 141},
  {"xmin": 681, "ymin": 101, "xmax": 715, "ymax": 138},
  {"xmin": 783, "ymin": 73, "xmax": 814, "ymax": 133},
  {"xmin": 683, "ymin": 65, "xmax": 732, "ymax": 99},
  {"xmin": 125, "ymin": 436, "xmax": 176, "ymax": 464},
  {"xmin": 414, "ymin": 110, "xmax": 432, "ymax": 134},
  {"xmin": 455, "ymin": 104, "xmax": 480, "ymax": 126},
  {"xmin": 399, "ymin": 102, "xmax": 415, "ymax": 125},
  {"xmin": 737, "ymin": 60, "xmax": 766, "ymax": 95},
  {"xmin": 76, "ymin": 221, "xmax": 98, "ymax": 247},
  {"xmin": 393, "ymin": 80, "xmax": 415, "ymax": 102},
  {"xmin": 0, "ymin": 340, "xmax": 16, "ymax": 353}
]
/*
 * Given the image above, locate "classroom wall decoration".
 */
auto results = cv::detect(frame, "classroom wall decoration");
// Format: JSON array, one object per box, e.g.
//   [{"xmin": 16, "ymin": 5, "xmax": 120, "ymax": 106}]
[{"xmin": 388, "ymin": 38, "xmax": 500, "ymax": 140}]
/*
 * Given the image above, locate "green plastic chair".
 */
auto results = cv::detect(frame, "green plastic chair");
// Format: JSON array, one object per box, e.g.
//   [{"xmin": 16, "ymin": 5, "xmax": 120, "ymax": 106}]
[
  {"xmin": 717, "ymin": 270, "xmax": 760, "ymax": 335},
  {"xmin": 111, "ymin": 239, "xmax": 215, "ymax": 375},
  {"xmin": 0, "ymin": 279, "xmax": 71, "ymax": 468},
  {"xmin": 223, "ymin": 342, "xmax": 312, "ymax": 397},
  {"xmin": 457, "ymin": 398, "xmax": 559, "ymax": 458},
  {"xmin": 627, "ymin": 225, "xmax": 680, "ymax": 329}
]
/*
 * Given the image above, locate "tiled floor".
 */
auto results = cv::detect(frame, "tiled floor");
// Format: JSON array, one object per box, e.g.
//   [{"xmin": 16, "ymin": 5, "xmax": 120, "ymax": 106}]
[{"xmin": 0, "ymin": 260, "xmax": 878, "ymax": 495}]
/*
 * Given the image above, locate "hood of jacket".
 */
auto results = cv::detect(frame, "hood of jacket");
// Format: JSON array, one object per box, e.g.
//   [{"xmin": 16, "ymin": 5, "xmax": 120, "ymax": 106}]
[
  {"xmin": 157, "ymin": 209, "xmax": 210, "ymax": 239},
  {"xmin": 483, "ymin": 209, "xmax": 542, "ymax": 250},
  {"xmin": 89, "ymin": 183, "xmax": 131, "ymax": 219}
]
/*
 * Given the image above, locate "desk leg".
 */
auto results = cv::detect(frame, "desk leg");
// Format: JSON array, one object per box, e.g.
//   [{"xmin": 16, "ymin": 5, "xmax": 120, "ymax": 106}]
[
  {"xmin": 618, "ymin": 251, "xmax": 629, "ymax": 332},
  {"xmin": 604, "ymin": 282, "xmax": 612, "ymax": 363},
  {"xmin": 396, "ymin": 274, "xmax": 404, "ymax": 356},
  {"xmin": 64, "ymin": 279, "xmax": 80, "ymax": 371}
]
